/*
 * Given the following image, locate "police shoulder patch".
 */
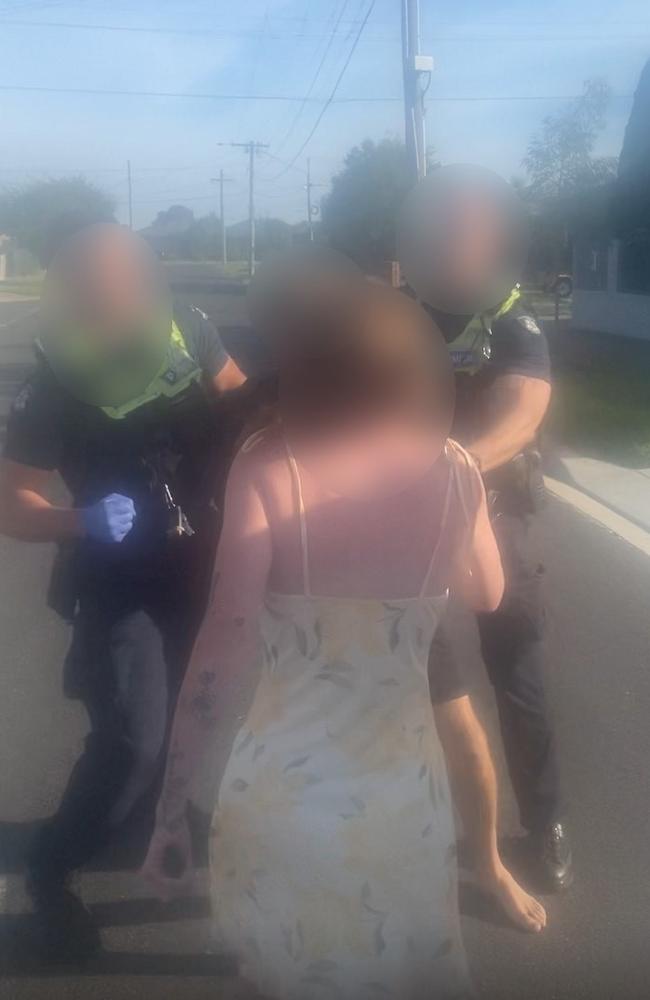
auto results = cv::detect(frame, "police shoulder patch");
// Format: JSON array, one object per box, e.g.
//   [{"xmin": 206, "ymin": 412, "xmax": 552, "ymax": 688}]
[{"xmin": 519, "ymin": 315, "xmax": 542, "ymax": 335}]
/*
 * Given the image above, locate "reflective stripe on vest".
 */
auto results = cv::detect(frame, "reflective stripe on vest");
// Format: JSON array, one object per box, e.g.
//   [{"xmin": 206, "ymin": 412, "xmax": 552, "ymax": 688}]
[
  {"xmin": 100, "ymin": 321, "xmax": 202, "ymax": 420},
  {"xmin": 447, "ymin": 286, "xmax": 521, "ymax": 375}
]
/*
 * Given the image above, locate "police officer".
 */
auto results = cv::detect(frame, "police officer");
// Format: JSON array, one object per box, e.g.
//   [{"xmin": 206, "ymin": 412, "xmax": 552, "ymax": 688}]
[
  {"xmin": 399, "ymin": 166, "xmax": 573, "ymax": 891},
  {"xmin": 0, "ymin": 223, "xmax": 245, "ymax": 958}
]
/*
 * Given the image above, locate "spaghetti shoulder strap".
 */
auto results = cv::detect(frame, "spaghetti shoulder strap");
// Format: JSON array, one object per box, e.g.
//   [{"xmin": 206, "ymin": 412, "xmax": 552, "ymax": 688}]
[
  {"xmin": 283, "ymin": 434, "xmax": 312, "ymax": 597},
  {"xmin": 446, "ymin": 439, "xmax": 479, "ymax": 536},
  {"xmin": 241, "ymin": 428, "xmax": 268, "ymax": 453},
  {"xmin": 419, "ymin": 446, "xmax": 456, "ymax": 599}
]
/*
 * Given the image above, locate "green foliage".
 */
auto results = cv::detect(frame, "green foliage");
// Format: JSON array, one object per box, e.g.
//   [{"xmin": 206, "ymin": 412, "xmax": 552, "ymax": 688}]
[
  {"xmin": 321, "ymin": 139, "xmax": 433, "ymax": 271},
  {"xmin": 143, "ymin": 206, "xmax": 297, "ymax": 261},
  {"xmin": 0, "ymin": 176, "xmax": 116, "ymax": 265},
  {"xmin": 550, "ymin": 366, "xmax": 650, "ymax": 468},
  {"xmin": 520, "ymin": 80, "xmax": 618, "ymax": 279},
  {"xmin": 523, "ymin": 79, "xmax": 617, "ymax": 199}
]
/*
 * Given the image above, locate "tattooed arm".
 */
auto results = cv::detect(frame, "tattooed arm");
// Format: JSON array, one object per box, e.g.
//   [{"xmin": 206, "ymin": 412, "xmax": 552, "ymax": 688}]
[{"xmin": 142, "ymin": 442, "xmax": 272, "ymax": 898}]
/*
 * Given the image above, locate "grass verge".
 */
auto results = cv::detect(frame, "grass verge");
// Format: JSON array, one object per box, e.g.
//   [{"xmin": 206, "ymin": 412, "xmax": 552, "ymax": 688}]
[
  {"xmin": 548, "ymin": 332, "xmax": 650, "ymax": 467},
  {"xmin": 0, "ymin": 275, "xmax": 43, "ymax": 298}
]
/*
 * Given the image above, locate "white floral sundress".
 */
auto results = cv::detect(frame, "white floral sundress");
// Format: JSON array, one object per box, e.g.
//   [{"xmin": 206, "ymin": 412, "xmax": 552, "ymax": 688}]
[{"xmin": 209, "ymin": 438, "xmax": 474, "ymax": 1000}]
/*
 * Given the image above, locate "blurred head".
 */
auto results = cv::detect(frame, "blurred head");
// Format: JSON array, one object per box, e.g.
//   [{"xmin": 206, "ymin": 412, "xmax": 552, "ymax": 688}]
[
  {"xmin": 248, "ymin": 244, "xmax": 363, "ymax": 347},
  {"xmin": 397, "ymin": 164, "xmax": 529, "ymax": 315},
  {"xmin": 273, "ymin": 276, "xmax": 454, "ymax": 443},
  {"xmin": 40, "ymin": 223, "xmax": 172, "ymax": 406}
]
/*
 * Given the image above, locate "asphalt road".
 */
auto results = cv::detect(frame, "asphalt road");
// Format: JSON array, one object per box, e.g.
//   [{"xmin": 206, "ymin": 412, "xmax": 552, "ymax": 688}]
[{"xmin": 1, "ymin": 276, "xmax": 649, "ymax": 1000}]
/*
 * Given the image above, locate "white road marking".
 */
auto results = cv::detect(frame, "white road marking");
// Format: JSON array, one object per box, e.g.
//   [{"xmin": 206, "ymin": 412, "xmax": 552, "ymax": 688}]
[{"xmin": 545, "ymin": 476, "xmax": 650, "ymax": 558}]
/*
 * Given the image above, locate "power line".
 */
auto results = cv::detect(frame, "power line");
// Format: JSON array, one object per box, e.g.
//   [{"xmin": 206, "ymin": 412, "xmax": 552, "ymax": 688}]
[
  {"xmin": 114, "ymin": 192, "xmax": 238, "ymax": 206},
  {"xmin": 274, "ymin": 0, "xmax": 352, "ymax": 155},
  {"xmin": 264, "ymin": 0, "xmax": 378, "ymax": 182},
  {"xmin": 0, "ymin": 163, "xmax": 229, "ymax": 174},
  {"xmin": 0, "ymin": 16, "xmax": 397, "ymax": 39},
  {"xmin": 259, "ymin": 151, "xmax": 308, "ymax": 177},
  {"xmin": 0, "ymin": 82, "xmax": 396, "ymax": 102},
  {"xmin": 0, "ymin": 82, "xmax": 633, "ymax": 104},
  {"xmin": 0, "ymin": 14, "xmax": 647, "ymax": 40}
]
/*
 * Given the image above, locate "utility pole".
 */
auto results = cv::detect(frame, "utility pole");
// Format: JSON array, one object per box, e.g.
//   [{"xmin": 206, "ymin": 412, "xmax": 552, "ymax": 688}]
[
  {"xmin": 127, "ymin": 159, "xmax": 133, "ymax": 229},
  {"xmin": 305, "ymin": 158, "xmax": 324, "ymax": 242},
  {"xmin": 210, "ymin": 168, "xmax": 233, "ymax": 266},
  {"xmin": 401, "ymin": 0, "xmax": 433, "ymax": 183},
  {"xmin": 218, "ymin": 140, "xmax": 269, "ymax": 278},
  {"xmin": 247, "ymin": 141, "xmax": 256, "ymax": 277}
]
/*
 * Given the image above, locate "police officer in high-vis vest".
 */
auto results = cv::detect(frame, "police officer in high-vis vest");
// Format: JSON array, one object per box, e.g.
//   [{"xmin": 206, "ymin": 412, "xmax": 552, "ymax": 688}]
[
  {"xmin": 399, "ymin": 166, "xmax": 573, "ymax": 893},
  {"xmin": 0, "ymin": 223, "xmax": 246, "ymax": 958}
]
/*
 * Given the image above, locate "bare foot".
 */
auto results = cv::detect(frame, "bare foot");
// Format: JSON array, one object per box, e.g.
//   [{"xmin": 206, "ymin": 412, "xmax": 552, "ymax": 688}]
[{"xmin": 479, "ymin": 865, "xmax": 547, "ymax": 933}]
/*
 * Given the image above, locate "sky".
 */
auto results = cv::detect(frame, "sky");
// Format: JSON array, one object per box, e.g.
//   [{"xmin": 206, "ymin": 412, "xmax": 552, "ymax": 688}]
[{"xmin": 0, "ymin": 0, "xmax": 648, "ymax": 230}]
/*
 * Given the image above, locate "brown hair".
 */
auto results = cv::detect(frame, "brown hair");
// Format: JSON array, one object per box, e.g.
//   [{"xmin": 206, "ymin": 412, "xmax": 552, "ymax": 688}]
[{"xmin": 277, "ymin": 279, "xmax": 454, "ymax": 437}]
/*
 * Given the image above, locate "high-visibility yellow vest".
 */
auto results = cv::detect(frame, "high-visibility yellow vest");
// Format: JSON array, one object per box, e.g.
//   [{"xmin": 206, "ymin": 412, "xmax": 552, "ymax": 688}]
[
  {"xmin": 99, "ymin": 321, "xmax": 202, "ymax": 420},
  {"xmin": 447, "ymin": 286, "xmax": 521, "ymax": 376}
]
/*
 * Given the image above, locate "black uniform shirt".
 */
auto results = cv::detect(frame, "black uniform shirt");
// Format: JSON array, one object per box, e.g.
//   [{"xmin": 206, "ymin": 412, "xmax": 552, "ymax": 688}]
[
  {"xmin": 3, "ymin": 303, "xmax": 228, "ymax": 567},
  {"xmin": 424, "ymin": 297, "xmax": 551, "ymax": 440}
]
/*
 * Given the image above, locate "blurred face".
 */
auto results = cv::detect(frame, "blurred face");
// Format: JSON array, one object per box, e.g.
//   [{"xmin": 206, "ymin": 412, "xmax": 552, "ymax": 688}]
[
  {"xmin": 40, "ymin": 224, "xmax": 172, "ymax": 406},
  {"xmin": 275, "ymin": 280, "xmax": 454, "ymax": 446},
  {"xmin": 442, "ymin": 189, "xmax": 509, "ymax": 295},
  {"xmin": 247, "ymin": 246, "xmax": 363, "ymax": 351},
  {"xmin": 398, "ymin": 165, "xmax": 529, "ymax": 315}
]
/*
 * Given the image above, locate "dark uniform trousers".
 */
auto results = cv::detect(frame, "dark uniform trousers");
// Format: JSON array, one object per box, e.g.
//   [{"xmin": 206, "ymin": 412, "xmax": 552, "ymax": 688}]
[
  {"xmin": 432, "ymin": 504, "xmax": 561, "ymax": 834},
  {"xmin": 28, "ymin": 540, "xmax": 213, "ymax": 889}
]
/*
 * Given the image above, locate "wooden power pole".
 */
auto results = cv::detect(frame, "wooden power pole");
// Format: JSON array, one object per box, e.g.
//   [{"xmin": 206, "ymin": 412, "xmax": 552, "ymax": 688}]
[
  {"xmin": 218, "ymin": 141, "xmax": 269, "ymax": 277},
  {"xmin": 211, "ymin": 168, "xmax": 233, "ymax": 266}
]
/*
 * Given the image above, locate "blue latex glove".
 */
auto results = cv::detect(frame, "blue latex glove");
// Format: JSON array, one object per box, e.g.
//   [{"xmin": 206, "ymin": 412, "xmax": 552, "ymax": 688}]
[{"xmin": 82, "ymin": 493, "xmax": 136, "ymax": 543}]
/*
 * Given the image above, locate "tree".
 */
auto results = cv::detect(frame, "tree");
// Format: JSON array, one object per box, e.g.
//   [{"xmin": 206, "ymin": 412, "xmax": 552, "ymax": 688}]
[
  {"xmin": 0, "ymin": 176, "xmax": 115, "ymax": 265},
  {"xmin": 521, "ymin": 80, "xmax": 619, "ymax": 279},
  {"xmin": 149, "ymin": 204, "xmax": 195, "ymax": 233},
  {"xmin": 321, "ymin": 139, "xmax": 436, "ymax": 271},
  {"xmin": 523, "ymin": 78, "xmax": 618, "ymax": 199}
]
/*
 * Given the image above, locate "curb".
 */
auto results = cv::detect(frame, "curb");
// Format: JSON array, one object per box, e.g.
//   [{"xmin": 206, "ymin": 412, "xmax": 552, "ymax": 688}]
[
  {"xmin": 544, "ymin": 476, "xmax": 650, "ymax": 558},
  {"xmin": 544, "ymin": 447, "xmax": 650, "ymax": 535}
]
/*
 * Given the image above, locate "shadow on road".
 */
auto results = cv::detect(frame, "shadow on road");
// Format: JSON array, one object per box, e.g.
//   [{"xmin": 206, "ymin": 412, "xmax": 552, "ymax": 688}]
[
  {"xmin": 0, "ymin": 814, "xmax": 234, "ymax": 979},
  {"xmin": 0, "ymin": 795, "xmax": 211, "ymax": 877},
  {"xmin": 2, "ymin": 908, "xmax": 236, "ymax": 978}
]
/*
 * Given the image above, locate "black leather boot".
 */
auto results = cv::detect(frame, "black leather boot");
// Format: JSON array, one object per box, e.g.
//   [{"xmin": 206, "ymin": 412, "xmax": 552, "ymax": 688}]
[
  {"xmin": 533, "ymin": 822, "xmax": 574, "ymax": 892},
  {"xmin": 26, "ymin": 869, "xmax": 102, "ymax": 963}
]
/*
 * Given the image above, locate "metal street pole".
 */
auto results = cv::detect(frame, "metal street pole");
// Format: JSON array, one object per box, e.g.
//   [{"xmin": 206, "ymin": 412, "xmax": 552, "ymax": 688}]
[
  {"xmin": 127, "ymin": 159, "xmax": 133, "ymax": 229},
  {"xmin": 220, "ymin": 168, "xmax": 227, "ymax": 265},
  {"xmin": 307, "ymin": 158, "xmax": 314, "ymax": 242},
  {"xmin": 305, "ymin": 158, "xmax": 324, "ymax": 242},
  {"xmin": 401, "ymin": 0, "xmax": 433, "ymax": 183},
  {"xmin": 248, "ymin": 142, "xmax": 256, "ymax": 277},
  {"xmin": 401, "ymin": 0, "xmax": 417, "ymax": 182}
]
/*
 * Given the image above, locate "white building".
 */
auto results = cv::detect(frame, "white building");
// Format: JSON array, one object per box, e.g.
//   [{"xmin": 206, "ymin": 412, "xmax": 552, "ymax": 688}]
[{"xmin": 572, "ymin": 233, "xmax": 650, "ymax": 342}]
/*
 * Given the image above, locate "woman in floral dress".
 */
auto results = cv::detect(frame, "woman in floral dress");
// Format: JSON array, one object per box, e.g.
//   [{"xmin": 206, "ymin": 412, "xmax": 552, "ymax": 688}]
[{"xmin": 143, "ymin": 279, "xmax": 505, "ymax": 999}]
